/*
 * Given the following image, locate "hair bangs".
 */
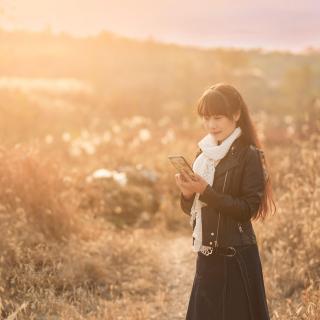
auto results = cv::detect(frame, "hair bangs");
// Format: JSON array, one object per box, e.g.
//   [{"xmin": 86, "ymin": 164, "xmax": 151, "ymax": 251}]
[{"xmin": 197, "ymin": 90, "xmax": 231, "ymax": 117}]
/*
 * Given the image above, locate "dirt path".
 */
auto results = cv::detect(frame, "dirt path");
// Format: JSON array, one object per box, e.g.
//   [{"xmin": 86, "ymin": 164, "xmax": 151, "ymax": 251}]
[{"xmin": 152, "ymin": 234, "xmax": 197, "ymax": 320}]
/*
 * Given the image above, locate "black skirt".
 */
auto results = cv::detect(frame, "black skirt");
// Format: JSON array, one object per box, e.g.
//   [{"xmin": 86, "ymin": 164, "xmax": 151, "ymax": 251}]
[{"xmin": 186, "ymin": 243, "xmax": 270, "ymax": 320}]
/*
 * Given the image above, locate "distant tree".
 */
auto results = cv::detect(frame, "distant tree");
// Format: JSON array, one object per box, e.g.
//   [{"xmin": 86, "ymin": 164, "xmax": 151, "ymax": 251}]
[
  {"xmin": 213, "ymin": 49, "xmax": 250, "ymax": 82},
  {"xmin": 216, "ymin": 49, "xmax": 249, "ymax": 69},
  {"xmin": 280, "ymin": 64, "xmax": 318, "ymax": 117}
]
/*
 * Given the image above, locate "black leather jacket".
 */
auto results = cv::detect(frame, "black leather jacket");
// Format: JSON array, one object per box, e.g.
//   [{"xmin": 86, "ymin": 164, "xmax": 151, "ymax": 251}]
[{"xmin": 180, "ymin": 134, "xmax": 267, "ymax": 247}]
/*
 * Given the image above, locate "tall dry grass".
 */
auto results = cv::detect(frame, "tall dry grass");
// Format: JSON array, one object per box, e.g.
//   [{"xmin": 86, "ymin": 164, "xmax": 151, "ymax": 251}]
[
  {"xmin": 255, "ymin": 133, "xmax": 320, "ymax": 319},
  {"xmin": 0, "ymin": 146, "xmax": 163, "ymax": 319},
  {"xmin": 0, "ymin": 132, "xmax": 319, "ymax": 319}
]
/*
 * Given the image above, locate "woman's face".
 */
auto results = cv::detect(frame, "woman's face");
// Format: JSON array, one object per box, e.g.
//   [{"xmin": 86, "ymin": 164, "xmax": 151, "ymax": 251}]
[{"xmin": 201, "ymin": 112, "xmax": 240, "ymax": 143}]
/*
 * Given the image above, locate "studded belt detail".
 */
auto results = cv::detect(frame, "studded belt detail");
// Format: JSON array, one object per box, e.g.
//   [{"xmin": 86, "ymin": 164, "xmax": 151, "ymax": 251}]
[{"xmin": 200, "ymin": 245, "xmax": 236, "ymax": 257}]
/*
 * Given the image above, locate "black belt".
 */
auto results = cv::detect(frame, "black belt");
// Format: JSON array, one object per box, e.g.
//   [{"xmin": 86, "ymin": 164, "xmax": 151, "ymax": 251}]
[{"xmin": 199, "ymin": 246, "xmax": 237, "ymax": 257}]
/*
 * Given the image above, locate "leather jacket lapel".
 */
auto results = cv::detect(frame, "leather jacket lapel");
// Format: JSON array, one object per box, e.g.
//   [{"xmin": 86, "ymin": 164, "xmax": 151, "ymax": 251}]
[
  {"xmin": 214, "ymin": 137, "xmax": 244, "ymax": 178},
  {"xmin": 194, "ymin": 135, "xmax": 246, "ymax": 179},
  {"xmin": 214, "ymin": 156, "xmax": 239, "ymax": 178}
]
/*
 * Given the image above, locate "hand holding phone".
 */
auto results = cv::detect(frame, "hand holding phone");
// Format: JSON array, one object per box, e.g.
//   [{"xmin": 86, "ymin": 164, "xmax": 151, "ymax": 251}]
[{"xmin": 168, "ymin": 155, "xmax": 196, "ymax": 181}]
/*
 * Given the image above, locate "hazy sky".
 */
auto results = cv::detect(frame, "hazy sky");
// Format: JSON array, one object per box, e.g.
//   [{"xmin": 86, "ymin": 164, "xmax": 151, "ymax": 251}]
[{"xmin": 2, "ymin": 0, "xmax": 320, "ymax": 51}]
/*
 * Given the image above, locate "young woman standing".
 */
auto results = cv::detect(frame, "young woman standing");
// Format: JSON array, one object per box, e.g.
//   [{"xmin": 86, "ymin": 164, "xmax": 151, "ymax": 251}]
[{"xmin": 175, "ymin": 83, "xmax": 276, "ymax": 320}]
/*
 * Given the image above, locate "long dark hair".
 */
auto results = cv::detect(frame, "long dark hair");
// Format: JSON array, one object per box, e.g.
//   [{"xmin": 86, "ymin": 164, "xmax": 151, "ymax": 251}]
[{"xmin": 196, "ymin": 83, "xmax": 276, "ymax": 221}]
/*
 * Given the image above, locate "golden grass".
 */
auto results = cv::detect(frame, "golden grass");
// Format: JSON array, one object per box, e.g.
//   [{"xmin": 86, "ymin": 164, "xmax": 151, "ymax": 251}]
[{"xmin": 0, "ymin": 130, "xmax": 319, "ymax": 319}]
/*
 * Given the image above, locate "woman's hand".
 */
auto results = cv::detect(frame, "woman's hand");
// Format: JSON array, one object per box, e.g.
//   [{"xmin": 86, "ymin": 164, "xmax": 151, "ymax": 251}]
[
  {"xmin": 175, "ymin": 171, "xmax": 195, "ymax": 199},
  {"xmin": 176, "ymin": 169, "xmax": 209, "ymax": 195}
]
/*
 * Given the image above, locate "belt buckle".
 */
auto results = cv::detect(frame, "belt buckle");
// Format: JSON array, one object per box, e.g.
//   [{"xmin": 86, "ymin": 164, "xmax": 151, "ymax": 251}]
[
  {"xmin": 226, "ymin": 246, "xmax": 236, "ymax": 257},
  {"xmin": 201, "ymin": 247, "xmax": 214, "ymax": 256}
]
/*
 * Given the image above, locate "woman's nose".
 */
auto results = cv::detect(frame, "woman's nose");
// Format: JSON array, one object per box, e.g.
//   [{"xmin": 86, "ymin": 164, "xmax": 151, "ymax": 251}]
[
  {"xmin": 208, "ymin": 118, "xmax": 217, "ymax": 126},
  {"xmin": 208, "ymin": 122, "xmax": 217, "ymax": 130}
]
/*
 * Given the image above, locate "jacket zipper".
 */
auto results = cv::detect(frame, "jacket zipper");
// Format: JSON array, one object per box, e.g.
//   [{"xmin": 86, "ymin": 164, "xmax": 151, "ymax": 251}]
[
  {"xmin": 238, "ymin": 223, "xmax": 243, "ymax": 233},
  {"xmin": 214, "ymin": 169, "xmax": 229, "ymax": 248}
]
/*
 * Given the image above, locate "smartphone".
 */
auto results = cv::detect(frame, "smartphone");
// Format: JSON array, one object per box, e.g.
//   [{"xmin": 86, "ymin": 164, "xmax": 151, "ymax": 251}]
[{"xmin": 168, "ymin": 155, "xmax": 196, "ymax": 180}]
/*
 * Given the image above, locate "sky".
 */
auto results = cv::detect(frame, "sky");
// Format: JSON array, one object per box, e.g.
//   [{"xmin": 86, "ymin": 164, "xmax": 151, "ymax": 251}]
[{"xmin": 1, "ymin": 0, "xmax": 320, "ymax": 52}]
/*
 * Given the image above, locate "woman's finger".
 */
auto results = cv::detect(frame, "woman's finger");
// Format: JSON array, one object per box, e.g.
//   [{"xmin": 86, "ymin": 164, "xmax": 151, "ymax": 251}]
[
  {"xmin": 175, "ymin": 173, "xmax": 182, "ymax": 185},
  {"xmin": 175, "ymin": 172, "xmax": 195, "ymax": 193},
  {"xmin": 181, "ymin": 169, "xmax": 193, "ymax": 183},
  {"xmin": 180, "ymin": 170, "xmax": 186, "ymax": 181},
  {"xmin": 194, "ymin": 173, "xmax": 204, "ymax": 182},
  {"xmin": 176, "ymin": 174, "xmax": 189, "ymax": 189},
  {"xmin": 181, "ymin": 181, "xmax": 195, "ymax": 192}
]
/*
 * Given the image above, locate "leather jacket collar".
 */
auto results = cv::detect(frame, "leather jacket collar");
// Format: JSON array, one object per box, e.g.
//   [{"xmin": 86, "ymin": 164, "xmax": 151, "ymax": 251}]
[
  {"xmin": 196, "ymin": 134, "xmax": 248, "ymax": 179},
  {"xmin": 214, "ymin": 135, "xmax": 247, "ymax": 178}
]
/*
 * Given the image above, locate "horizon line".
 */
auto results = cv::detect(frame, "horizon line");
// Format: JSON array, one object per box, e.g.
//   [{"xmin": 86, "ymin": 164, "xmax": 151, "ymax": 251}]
[{"xmin": 1, "ymin": 25, "xmax": 319, "ymax": 56}]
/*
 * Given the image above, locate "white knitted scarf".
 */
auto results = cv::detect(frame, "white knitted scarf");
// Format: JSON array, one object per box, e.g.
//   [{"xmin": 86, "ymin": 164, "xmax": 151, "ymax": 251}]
[{"xmin": 190, "ymin": 126, "xmax": 242, "ymax": 251}]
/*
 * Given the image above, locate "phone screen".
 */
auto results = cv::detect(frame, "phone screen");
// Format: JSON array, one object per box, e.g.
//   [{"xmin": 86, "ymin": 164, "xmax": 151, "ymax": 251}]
[{"xmin": 168, "ymin": 155, "xmax": 195, "ymax": 179}]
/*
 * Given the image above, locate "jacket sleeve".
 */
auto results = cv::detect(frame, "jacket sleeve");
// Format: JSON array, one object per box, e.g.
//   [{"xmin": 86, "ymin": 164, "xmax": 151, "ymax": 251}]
[
  {"xmin": 180, "ymin": 192, "xmax": 196, "ymax": 216},
  {"xmin": 198, "ymin": 146, "xmax": 266, "ymax": 222}
]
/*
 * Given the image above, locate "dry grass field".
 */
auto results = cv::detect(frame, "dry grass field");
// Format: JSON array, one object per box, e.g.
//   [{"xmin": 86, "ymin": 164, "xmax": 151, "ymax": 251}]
[{"xmin": 0, "ymin": 116, "xmax": 319, "ymax": 319}]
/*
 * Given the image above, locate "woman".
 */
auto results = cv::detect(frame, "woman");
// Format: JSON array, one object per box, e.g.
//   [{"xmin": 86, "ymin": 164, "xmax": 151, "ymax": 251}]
[{"xmin": 175, "ymin": 83, "xmax": 276, "ymax": 320}]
